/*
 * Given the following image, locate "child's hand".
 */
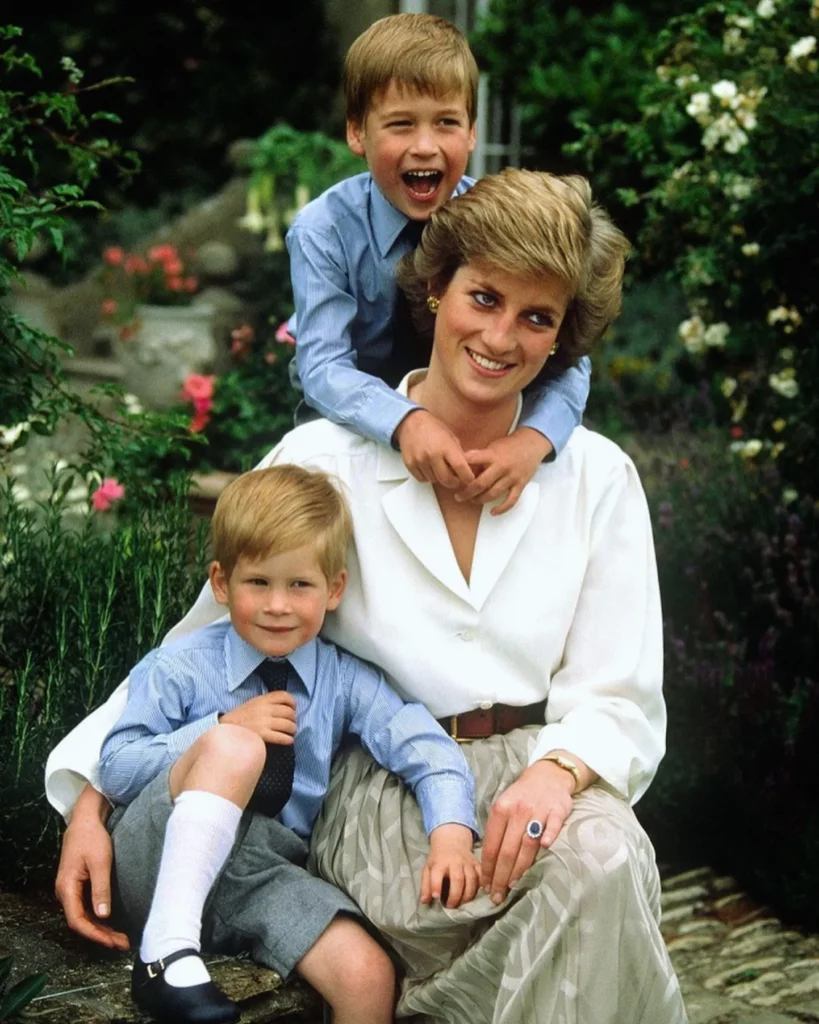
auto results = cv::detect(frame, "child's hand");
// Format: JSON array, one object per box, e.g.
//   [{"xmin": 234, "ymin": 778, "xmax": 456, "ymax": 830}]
[
  {"xmin": 457, "ymin": 427, "xmax": 554, "ymax": 515},
  {"xmin": 420, "ymin": 824, "xmax": 481, "ymax": 909},
  {"xmin": 220, "ymin": 692, "xmax": 296, "ymax": 745},
  {"xmin": 394, "ymin": 410, "xmax": 475, "ymax": 490}
]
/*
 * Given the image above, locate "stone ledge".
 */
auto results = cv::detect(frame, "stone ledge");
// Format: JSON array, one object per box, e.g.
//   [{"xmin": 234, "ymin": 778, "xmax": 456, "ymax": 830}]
[{"xmin": 0, "ymin": 889, "xmax": 323, "ymax": 1023}]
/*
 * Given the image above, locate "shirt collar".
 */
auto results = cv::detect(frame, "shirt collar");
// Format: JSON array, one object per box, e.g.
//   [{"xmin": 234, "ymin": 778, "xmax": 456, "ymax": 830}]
[
  {"xmin": 377, "ymin": 371, "xmax": 524, "ymax": 482},
  {"xmin": 369, "ymin": 178, "xmax": 409, "ymax": 258},
  {"xmin": 224, "ymin": 626, "xmax": 318, "ymax": 694}
]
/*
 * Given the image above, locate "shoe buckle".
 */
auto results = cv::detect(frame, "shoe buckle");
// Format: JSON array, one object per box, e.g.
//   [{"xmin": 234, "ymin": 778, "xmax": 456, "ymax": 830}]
[{"xmin": 146, "ymin": 957, "xmax": 165, "ymax": 980}]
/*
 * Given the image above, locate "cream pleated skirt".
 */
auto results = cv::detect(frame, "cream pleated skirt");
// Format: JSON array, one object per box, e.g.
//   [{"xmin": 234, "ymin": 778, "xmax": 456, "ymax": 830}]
[{"xmin": 309, "ymin": 727, "xmax": 688, "ymax": 1024}]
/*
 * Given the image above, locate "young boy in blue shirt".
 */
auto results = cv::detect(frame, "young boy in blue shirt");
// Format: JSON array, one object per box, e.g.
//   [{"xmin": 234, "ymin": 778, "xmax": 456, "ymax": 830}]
[
  {"xmin": 286, "ymin": 13, "xmax": 591, "ymax": 515},
  {"xmin": 100, "ymin": 465, "xmax": 479, "ymax": 1024}
]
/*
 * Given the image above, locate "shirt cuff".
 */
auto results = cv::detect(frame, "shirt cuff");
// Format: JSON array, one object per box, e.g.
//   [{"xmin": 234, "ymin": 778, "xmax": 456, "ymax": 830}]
[
  {"xmin": 357, "ymin": 387, "xmax": 419, "ymax": 448},
  {"xmin": 519, "ymin": 401, "xmax": 576, "ymax": 456},
  {"xmin": 415, "ymin": 775, "xmax": 480, "ymax": 838}
]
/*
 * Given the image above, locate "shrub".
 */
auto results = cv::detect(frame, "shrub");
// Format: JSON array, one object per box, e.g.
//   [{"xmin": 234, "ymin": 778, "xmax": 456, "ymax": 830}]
[
  {"xmin": 579, "ymin": 0, "xmax": 819, "ymax": 498},
  {"xmin": 634, "ymin": 435, "xmax": 819, "ymax": 924},
  {"xmin": 0, "ymin": 477, "xmax": 208, "ymax": 886}
]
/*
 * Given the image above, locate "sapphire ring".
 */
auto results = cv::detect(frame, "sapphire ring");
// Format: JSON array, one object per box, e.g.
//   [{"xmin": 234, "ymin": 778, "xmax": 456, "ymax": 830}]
[{"xmin": 525, "ymin": 819, "xmax": 544, "ymax": 840}]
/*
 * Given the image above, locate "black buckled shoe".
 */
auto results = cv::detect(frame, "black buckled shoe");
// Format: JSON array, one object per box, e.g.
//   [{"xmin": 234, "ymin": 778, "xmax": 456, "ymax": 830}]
[{"xmin": 132, "ymin": 948, "xmax": 240, "ymax": 1023}]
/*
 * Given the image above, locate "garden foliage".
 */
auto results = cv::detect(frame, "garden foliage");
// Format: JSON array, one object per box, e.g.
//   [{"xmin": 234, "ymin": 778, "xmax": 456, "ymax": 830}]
[{"xmin": 1, "ymin": 27, "xmax": 207, "ymax": 883}]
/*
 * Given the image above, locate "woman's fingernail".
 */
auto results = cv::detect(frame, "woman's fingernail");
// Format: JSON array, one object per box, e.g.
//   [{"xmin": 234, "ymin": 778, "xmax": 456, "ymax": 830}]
[
  {"xmin": 482, "ymin": 885, "xmax": 490, "ymax": 894},
  {"xmin": 97, "ymin": 903, "xmax": 109, "ymax": 917},
  {"xmin": 492, "ymin": 892, "xmax": 503, "ymax": 905}
]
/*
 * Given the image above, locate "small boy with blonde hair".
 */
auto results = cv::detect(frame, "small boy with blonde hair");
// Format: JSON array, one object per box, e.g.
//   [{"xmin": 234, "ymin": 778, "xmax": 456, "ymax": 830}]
[
  {"xmin": 100, "ymin": 465, "xmax": 479, "ymax": 1024},
  {"xmin": 287, "ymin": 13, "xmax": 592, "ymax": 515}
]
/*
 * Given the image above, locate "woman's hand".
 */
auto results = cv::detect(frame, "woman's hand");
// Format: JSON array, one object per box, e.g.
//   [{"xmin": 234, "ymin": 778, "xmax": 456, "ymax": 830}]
[
  {"xmin": 420, "ymin": 823, "xmax": 481, "ymax": 909},
  {"xmin": 54, "ymin": 784, "xmax": 130, "ymax": 949},
  {"xmin": 458, "ymin": 428, "xmax": 554, "ymax": 515},
  {"xmin": 480, "ymin": 759, "xmax": 575, "ymax": 905}
]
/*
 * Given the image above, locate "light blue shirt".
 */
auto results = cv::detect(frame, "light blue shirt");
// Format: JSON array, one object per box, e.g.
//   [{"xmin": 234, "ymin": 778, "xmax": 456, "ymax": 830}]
[
  {"xmin": 99, "ymin": 621, "xmax": 477, "ymax": 839},
  {"xmin": 286, "ymin": 171, "xmax": 591, "ymax": 450}
]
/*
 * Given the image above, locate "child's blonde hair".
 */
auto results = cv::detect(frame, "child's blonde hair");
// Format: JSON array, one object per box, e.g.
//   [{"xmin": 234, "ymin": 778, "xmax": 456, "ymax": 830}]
[
  {"xmin": 344, "ymin": 14, "xmax": 479, "ymax": 125},
  {"xmin": 211, "ymin": 465, "xmax": 352, "ymax": 582}
]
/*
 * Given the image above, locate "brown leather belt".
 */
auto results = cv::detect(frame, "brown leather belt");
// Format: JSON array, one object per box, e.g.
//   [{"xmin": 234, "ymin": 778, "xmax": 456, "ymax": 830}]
[{"xmin": 438, "ymin": 701, "xmax": 546, "ymax": 743}]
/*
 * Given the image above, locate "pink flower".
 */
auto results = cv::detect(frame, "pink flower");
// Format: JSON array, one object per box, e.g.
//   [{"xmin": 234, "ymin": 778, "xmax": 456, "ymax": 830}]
[
  {"xmin": 183, "ymin": 275, "xmax": 199, "ymax": 293},
  {"xmin": 190, "ymin": 398, "xmax": 213, "ymax": 433},
  {"xmin": 149, "ymin": 244, "xmax": 178, "ymax": 264},
  {"xmin": 167, "ymin": 275, "xmax": 184, "ymax": 292},
  {"xmin": 91, "ymin": 478, "xmax": 125, "ymax": 512},
  {"xmin": 103, "ymin": 247, "xmax": 125, "ymax": 267},
  {"xmin": 124, "ymin": 255, "xmax": 150, "ymax": 275},
  {"xmin": 101, "ymin": 299, "xmax": 118, "ymax": 317},
  {"xmin": 180, "ymin": 373, "xmax": 216, "ymax": 403},
  {"xmin": 275, "ymin": 321, "xmax": 296, "ymax": 345}
]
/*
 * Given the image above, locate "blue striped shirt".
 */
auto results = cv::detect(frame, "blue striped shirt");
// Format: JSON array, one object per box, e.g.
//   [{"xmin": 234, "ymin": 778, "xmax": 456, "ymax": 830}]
[
  {"xmin": 99, "ymin": 620, "xmax": 477, "ymax": 838},
  {"xmin": 286, "ymin": 171, "xmax": 591, "ymax": 449}
]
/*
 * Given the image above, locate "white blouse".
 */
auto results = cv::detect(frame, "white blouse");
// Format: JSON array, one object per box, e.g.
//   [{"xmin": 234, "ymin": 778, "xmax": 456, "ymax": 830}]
[{"xmin": 46, "ymin": 389, "xmax": 665, "ymax": 818}]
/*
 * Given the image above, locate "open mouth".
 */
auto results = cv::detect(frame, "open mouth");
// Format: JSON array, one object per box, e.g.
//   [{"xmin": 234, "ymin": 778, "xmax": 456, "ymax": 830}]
[
  {"xmin": 467, "ymin": 348, "xmax": 511, "ymax": 373},
  {"xmin": 402, "ymin": 170, "xmax": 444, "ymax": 198}
]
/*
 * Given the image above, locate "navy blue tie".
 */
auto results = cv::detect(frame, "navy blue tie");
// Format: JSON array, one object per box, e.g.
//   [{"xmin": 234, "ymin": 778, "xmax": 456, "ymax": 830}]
[{"xmin": 246, "ymin": 659, "xmax": 295, "ymax": 817}]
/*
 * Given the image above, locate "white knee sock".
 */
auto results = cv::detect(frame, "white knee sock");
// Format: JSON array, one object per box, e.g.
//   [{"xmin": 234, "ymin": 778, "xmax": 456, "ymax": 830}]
[{"xmin": 140, "ymin": 789, "xmax": 242, "ymax": 988}]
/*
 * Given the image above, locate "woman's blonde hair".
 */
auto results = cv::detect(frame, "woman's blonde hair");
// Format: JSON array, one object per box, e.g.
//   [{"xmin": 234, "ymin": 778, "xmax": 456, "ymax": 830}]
[
  {"xmin": 397, "ymin": 169, "xmax": 631, "ymax": 375},
  {"xmin": 211, "ymin": 465, "xmax": 352, "ymax": 581},
  {"xmin": 344, "ymin": 14, "xmax": 478, "ymax": 125}
]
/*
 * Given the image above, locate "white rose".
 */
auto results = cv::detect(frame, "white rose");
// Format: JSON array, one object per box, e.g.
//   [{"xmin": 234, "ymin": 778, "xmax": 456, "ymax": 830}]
[
  {"xmin": 712, "ymin": 79, "xmax": 738, "ymax": 104},
  {"xmin": 721, "ymin": 377, "xmax": 738, "ymax": 397},
  {"xmin": 768, "ymin": 372, "xmax": 799, "ymax": 398},
  {"xmin": 704, "ymin": 322, "xmax": 730, "ymax": 348},
  {"xmin": 789, "ymin": 35, "xmax": 817, "ymax": 60},
  {"xmin": 741, "ymin": 242, "xmax": 760, "ymax": 256},
  {"xmin": 679, "ymin": 315, "xmax": 706, "ymax": 353},
  {"xmin": 686, "ymin": 91, "xmax": 712, "ymax": 120},
  {"xmin": 740, "ymin": 439, "xmax": 763, "ymax": 459},
  {"xmin": 756, "ymin": 0, "xmax": 776, "ymax": 17}
]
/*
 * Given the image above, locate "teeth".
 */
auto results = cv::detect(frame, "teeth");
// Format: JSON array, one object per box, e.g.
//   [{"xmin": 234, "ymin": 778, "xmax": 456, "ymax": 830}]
[
  {"xmin": 469, "ymin": 349, "xmax": 508, "ymax": 371},
  {"xmin": 406, "ymin": 170, "xmax": 441, "ymax": 178}
]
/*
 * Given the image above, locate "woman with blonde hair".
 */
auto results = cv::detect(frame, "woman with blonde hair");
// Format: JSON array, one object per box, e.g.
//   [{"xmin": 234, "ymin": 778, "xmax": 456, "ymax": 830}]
[{"xmin": 48, "ymin": 169, "xmax": 687, "ymax": 1023}]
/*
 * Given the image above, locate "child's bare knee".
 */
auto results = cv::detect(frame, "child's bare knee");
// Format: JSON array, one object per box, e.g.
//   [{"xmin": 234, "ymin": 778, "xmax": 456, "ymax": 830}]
[{"xmin": 198, "ymin": 722, "xmax": 266, "ymax": 774}]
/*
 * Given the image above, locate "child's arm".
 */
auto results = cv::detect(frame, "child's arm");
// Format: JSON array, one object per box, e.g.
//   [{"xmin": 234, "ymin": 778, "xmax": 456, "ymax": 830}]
[
  {"xmin": 287, "ymin": 223, "xmax": 419, "ymax": 447},
  {"xmin": 99, "ymin": 652, "xmax": 217, "ymax": 805},
  {"xmin": 341, "ymin": 653, "xmax": 479, "ymax": 839},
  {"xmin": 456, "ymin": 358, "xmax": 592, "ymax": 514}
]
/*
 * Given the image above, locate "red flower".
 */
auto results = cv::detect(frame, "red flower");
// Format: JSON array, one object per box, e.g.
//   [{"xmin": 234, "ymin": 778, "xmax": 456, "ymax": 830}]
[
  {"xmin": 149, "ymin": 244, "xmax": 178, "ymax": 264},
  {"xmin": 167, "ymin": 276, "xmax": 185, "ymax": 291},
  {"xmin": 103, "ymin": 247, "xmax": 125, "ymax": 267},
  {"xmin": 101, "ymin": 299, "xmax": 118, "ymax": 317},
  {"xmin": 124, "ymin": 255, "xmax": 150, "ymax": 275},
  {"xmin": 730, "ymin": 426, "xmax": 743, "ymax": 439},
  {"xmin": 183, "ymin": 276, "xmax": 198, "ymax": 293},
  {"xmin": 180, "ymin": 373, "xmax": 216, "ymax": 402},
  {"xmin": 189, "ymin": 398, "xmax": 213, "ymax": 433},
  {"xmin": 91, "ymin": 477, "xmax": 125, "ymax": 512}
]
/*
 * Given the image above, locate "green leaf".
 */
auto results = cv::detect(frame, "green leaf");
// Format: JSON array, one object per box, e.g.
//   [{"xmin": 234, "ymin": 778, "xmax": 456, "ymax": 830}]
[
  {"xmin": 0, "ymin": 972, "xmax": 48, "ymax": 1020},
  {"xmin": 0, "ymin": 956, "xmax": 12, "ymax": 995}
]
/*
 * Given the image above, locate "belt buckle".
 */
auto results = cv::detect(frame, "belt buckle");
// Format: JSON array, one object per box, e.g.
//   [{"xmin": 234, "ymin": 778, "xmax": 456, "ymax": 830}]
[{"xmin": 448, "ymin": 714, "xmax": 472, "ymax": 744}]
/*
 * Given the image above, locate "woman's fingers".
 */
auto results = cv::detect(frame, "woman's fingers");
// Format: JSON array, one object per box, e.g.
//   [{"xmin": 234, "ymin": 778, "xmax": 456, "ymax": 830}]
[
  {"xmin": 487, "ymin": 818, "xmax": 531, "ymax": 901},
  {"xmin": 479, "ymin": 806, "xmax": 509, "ymax": 889}
]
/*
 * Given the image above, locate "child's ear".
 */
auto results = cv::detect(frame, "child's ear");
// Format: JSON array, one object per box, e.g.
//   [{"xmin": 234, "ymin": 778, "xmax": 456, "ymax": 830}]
[
  {"xmin": 326, "ymin": 569, "xmax": 348, "ymax": 611},
  {"xmin": 346, "ymin": 120, "xmax": 366, "ymax": 158},
  {"xmin": 209, "ymin": 561, "xmax": 230, "ymax": 606},
  {"xmin": 467, "ymin": 121, "xmax": 477, "ymax": 153}
]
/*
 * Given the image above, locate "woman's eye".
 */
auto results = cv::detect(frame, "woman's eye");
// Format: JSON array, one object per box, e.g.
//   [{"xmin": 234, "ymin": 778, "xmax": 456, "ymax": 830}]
[
  {"xmin": 528, "ymin": 311, "xmax": 555, "ymax": 329},
  {"xmin": 472, "ymin": 291, "xmax": 496, "ymax": 308}
]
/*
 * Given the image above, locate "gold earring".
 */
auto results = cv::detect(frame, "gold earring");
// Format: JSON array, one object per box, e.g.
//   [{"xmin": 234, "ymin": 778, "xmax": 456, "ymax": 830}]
[
  {"xmin": 550, "ymin": 342, "xmax": 559, "ymax": 356},
  {"xmin": 426, "ymin": 295, "xmax": 440, "ymax": 314}
]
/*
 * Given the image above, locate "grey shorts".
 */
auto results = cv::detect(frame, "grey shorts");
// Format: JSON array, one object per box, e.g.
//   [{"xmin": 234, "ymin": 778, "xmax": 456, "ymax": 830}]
[{"xmin": 108, "ymin": 766, "xmax": 363, "ymax": 979}]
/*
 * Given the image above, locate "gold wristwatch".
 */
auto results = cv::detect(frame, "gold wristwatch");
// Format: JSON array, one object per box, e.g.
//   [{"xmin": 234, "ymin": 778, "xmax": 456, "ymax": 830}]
[{"xmin": 540, "ymin": 754, "xmax": 581, "ymax": 793}]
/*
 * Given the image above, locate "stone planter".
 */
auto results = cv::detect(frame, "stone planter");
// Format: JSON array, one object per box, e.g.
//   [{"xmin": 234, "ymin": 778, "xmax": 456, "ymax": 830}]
[{"xmin": 114, "ymin": 304, "xmax": 216, "ymax": 409}]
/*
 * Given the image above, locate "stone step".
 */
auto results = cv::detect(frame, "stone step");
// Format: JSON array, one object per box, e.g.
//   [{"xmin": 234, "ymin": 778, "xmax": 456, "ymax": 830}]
[{"xmin": 0, "ymin": 889, "xmax": 323, "ymax": 1023}]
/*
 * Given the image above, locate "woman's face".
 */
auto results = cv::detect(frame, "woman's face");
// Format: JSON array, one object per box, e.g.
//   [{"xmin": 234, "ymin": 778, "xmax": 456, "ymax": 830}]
[{"xmin": 430, "ymin": 260, "xmax": 569, "ymax": 409}]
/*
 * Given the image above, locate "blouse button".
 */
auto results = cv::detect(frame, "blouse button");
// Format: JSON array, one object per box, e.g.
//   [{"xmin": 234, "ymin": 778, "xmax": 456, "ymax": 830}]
[
  {"xmin": 478, "ymin": 700, "xmax": 493, "ymax": 711},
  {"xmin": 459, "ymin": 629, "xmax": 476, "ymax": 641}
]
